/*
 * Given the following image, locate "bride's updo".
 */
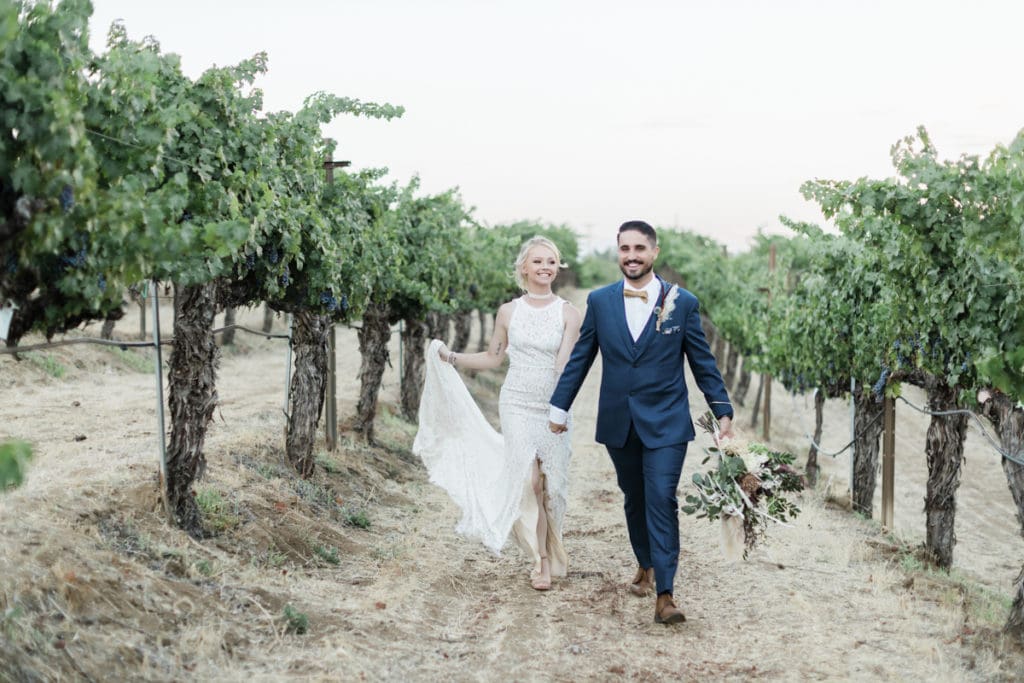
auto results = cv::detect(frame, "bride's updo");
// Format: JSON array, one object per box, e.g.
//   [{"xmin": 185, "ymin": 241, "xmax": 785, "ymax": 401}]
[{"xmin": 513, "ymin": 236, "xmax": 566, "ymax": 290}]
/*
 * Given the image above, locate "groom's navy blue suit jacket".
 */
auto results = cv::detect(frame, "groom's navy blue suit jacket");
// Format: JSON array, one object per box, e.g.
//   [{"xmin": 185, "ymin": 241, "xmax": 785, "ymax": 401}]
[{"xmin": 551, "ymin": 278, "xmax": 733, "ymax": 449}]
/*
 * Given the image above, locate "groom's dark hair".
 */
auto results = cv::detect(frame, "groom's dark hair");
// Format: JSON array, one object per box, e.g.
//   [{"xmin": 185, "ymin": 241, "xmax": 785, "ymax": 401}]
[{"xmin": 618, "ymin": 220, "xmax": 657, "ymax": 245}]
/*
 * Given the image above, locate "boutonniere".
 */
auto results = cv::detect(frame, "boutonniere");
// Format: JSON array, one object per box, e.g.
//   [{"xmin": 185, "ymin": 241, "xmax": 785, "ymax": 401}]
[{"xmin": 654, "ymin": 282, "xmax": 680, "ymax": 332}]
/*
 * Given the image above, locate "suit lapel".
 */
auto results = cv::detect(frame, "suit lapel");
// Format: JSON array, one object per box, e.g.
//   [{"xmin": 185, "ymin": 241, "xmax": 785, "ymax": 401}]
[{"xmin": 609, "ymin": 281, "xmax": 637, "ymax": 357}]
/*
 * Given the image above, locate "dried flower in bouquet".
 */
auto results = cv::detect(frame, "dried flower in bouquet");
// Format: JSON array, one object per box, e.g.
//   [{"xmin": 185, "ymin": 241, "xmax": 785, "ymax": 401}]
[{"xmin": 683, "ymin": 412, "xmax": 805, "ymax": 560}]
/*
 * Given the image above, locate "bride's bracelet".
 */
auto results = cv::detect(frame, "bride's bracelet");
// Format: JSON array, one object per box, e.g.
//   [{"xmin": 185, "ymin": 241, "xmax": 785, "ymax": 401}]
[{"xmin": 447, "ymin": 351, "xmax": 457, "ymax": 367}]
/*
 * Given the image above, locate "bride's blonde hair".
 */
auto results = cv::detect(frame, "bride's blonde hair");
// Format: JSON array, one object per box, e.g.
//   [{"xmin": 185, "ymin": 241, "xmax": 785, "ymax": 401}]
[{"xmin": 514, "ymin": 236, "xmax": 566, "ymax": 290}]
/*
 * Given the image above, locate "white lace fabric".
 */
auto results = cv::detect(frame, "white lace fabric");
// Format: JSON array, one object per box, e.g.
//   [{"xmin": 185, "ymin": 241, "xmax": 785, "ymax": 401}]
[{"xmin": 413, "ymin": 298, "xmax": 572, "ymax": 573}]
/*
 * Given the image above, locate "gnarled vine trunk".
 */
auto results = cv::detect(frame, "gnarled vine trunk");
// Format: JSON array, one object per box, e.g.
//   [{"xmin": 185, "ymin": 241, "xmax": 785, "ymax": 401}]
[
  {"xmin": 750, "ymin": 374, "xmax": 764, "ymax": 428},
  {"xmin": 354, "ymin": 302, "xmax": 391, "ymax": 443},
  {"xmin": 712, "ymin": 332, "xmax": 727, "ymax": 374},
  {"xmin": 452, "ymin": 311, "xmax": 472, "ymax": 353},
  {"xmin": 852, "ymin": 387, "xmax": 884, "ymax": 517},
  {"xmin": 723, "ymin": 344, "xmax": 739, "ymax": 388},
  {"xmin": 734, "ymin": 362, "xmax": 752, "ymax": 406},
  {"xmin": 978, "ymin": 390, "xmax": 1024, "ymax": 640},
  {"xmin": 100, "ymin": 316, "xmax": 116, "ymax": 340},
  {"xmin": 285, "ymin": 311, "xmax": 331, "ymax": 477},
  {"xmin": 221, "ymin": 306, "xmax": 236, "ymax": 345},
  {"xmin": 922, "ymin": 380, "xmax": 968, "ymax": 569},
  {"xmin": 166, "ymin": 282, "xmax": 219, "ymax": 538},
  {"xmin": 805, "ymin": 389, "xmax": 825, "ymax": 487},
  {"xmin": 400, "ymin": 317, "xmax": 428, "ymax": 422},
  {"xmin": 427, "ymin": 311, "xmax": 451, "ymax": 345},
  {"xmin": 701, "ymin": 314, "xmax": 715, "ymax": 346},
  {"xmin": 477, "ymin": 309, "xmax": 488, "ymax": 352},
  {"xmin": 1009, "ymin": 568, "xmax": 1024, "ymax": 643},
  {"xmin": 262, "ymin": 303, "xmax": 275, "ymax": 333}
]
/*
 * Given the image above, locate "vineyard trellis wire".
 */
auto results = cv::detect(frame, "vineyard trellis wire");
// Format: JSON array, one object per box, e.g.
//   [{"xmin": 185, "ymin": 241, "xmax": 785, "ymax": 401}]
[
  {"xmin": 787, "ymin": 384, "xmax": 1024, "ymax": 468},
  {"xmin": 1, "ymin": 280, "xmax": 417, "ymax": 510}
]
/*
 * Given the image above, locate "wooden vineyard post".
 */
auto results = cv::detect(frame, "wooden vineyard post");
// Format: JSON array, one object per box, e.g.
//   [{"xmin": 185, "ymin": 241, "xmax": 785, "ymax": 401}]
[
  {"xmin": 322, "ymin": 148, "xmax": 351, "ymax": 451},
  {"xmin": 849, "ymin": 376, "xmax": 856, "ymax": 501},
  {"xmin": 282, "ymin": 314, "xmax": 293, "ymax": 441},
  {"xmin": 762, "ymin": 244, "xmax": 776, "ymax": 441},
  {"xmin": 327, "ymin": 324, "xmax": 338, "ymax": 450},
  {"xmin": 150, "ymin": 280, "xmax": 173, "ymax": 524},
  {"xmin": 139, "ymin": 295, "xmax": 147, "ymax": 339},
  {"xmin": 881, "ymin": 395, "xmax": 896, "ymax": 528}
]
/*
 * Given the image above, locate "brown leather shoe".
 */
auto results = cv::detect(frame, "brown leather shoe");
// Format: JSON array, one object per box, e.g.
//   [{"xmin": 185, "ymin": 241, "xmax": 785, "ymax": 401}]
[
  {"xmin": 654, "ymin": 593, "xmax": 686, "ymax": 624},
  {"xmin": 628, "ymin": 566, "xmax": 655, "ymax": 597}
]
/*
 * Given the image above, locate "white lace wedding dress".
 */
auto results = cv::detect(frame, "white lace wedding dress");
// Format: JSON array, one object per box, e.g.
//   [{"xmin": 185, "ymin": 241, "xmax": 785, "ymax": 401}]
[{"xmin": 413, "ymin": 297, "xmax": 572, "ymax": 576}]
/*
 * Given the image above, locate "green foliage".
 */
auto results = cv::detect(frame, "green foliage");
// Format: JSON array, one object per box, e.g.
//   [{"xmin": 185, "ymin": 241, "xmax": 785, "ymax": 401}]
[
  {"xmin": 313, "ymin": 544, "xmax": 340, "ymax": 565},
  {"xmin": 315, "ymin": 453, "xmax": 342, "ymax": 474},
  {"xmin": 2, "ymin": 1, "xmax": 404, "ymax": 346},
  {"xmin": 794, "ymin": 127, "xmax": 1023, "ymax": 401},
  {"xmin": 282, "ymin": 604, "xmax": 308, "ymax": 635},
  {"xmin": 681, "ymin": 431, "xmax": 803, "ymax": 560},
  {"xmin": 0, "ymin": 441, "xmax": 32, "ymax": 490},
  {"xmin": 658, "ymin": 126, "xmax": 1024, "ymax": 406},
  {"xmin": 577, "ymin": 248, "xmax": 620, "ymax": 288},
  {"xmin": 108, "ymin": 346, "xmax": 153, "ymax": 373},
  {"xmin": 194, "ymin": 488, "xmax": 240, "ymax": 533},
  {"xmin": 344, "ymin": 509, "xmax": 371, "ymax": 529},
  {"xmin": 465, "ymin": 225, "xmax": 519, "ymax": 308},
  {"xmin": 24, "ymin": 351, "xmax": 66, "ymax": 378}
]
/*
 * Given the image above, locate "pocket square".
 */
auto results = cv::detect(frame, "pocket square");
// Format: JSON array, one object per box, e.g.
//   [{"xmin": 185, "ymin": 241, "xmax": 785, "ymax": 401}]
[{"xmin": 662, "ymin": 325, "xmax": 682, "ymax": 335}]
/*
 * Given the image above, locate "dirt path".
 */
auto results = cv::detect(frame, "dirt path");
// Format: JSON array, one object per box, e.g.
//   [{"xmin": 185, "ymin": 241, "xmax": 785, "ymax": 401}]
[{"xmin": 1, "ymin": 295, "xmax": 1021, "ymax": 681}]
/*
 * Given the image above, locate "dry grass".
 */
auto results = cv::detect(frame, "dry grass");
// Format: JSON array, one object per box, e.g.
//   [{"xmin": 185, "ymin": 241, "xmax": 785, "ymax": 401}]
[{"xmin": 1, "ymin": 297, "xmax": 1022, "ymax": 681}]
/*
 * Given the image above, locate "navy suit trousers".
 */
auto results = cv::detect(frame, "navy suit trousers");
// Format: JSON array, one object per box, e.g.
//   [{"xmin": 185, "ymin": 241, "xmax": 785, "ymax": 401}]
[{"xmin": 606, "ymin": 422, "xmax": 688, "ymax": 596}]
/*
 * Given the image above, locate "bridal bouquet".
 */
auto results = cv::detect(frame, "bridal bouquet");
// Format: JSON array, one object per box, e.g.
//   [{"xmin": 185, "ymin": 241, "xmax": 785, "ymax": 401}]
[{"xmin": 681, "ymin": 412, "xmax": 805, "ymax": 560}]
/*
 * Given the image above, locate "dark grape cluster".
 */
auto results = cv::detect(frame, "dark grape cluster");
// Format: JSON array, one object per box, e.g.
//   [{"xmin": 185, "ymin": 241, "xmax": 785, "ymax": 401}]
[
  {"xmin": 60, "ymin": 247, "xmax": 87, "ymax": 269},
  {"xmin": 178, "ymin": 210, "xmax": 193, "ymax": 224},
  {"xmin": 97, "ymin": 275, "xmax": 107, "ymax": 292},
  {"xmin": 319, "ymin": 291, "xmax": 349, "ymax": 313},
  {"xmin": 778, "ymin": 368, "xmax": 812, "ymax": 395},
  {"xmin": 245, "ymin": 253, "xmax": 256, "ymax": 270},
  {"xmin": 959, "ymin": 352, "xmax": 971, "ymax": 373},
  {"xmin": 268, "ymin": 247, "xmax": 280, "ymax": 265},
  {"xmin": 871, "ymin": 366, "xmax": 890, "ymax": 400},
  {"xmin": 59, "ymin": 185, "xmax": 74, "ymax": 213},
  {"xmin": 469, "ymin": 283, "xmax": 479, "ymax": 297}
]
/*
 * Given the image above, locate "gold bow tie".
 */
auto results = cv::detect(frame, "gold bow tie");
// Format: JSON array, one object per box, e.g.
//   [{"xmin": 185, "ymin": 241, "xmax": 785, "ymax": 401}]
[{"xmin": 624, "ymin": 289, "xmax": 648, "ymax": 303}]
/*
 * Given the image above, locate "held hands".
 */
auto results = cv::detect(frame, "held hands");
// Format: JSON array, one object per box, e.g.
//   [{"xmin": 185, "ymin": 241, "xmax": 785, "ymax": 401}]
[{"xmin": 548, "ymin": 421, "xmax": 568, "ymax": 434}]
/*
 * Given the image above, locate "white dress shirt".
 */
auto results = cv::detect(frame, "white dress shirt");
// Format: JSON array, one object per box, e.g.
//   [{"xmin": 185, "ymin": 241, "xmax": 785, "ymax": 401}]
[
  {"xmin": 624, "ymin": 277, "xmax": 661, "ymax": 342},
  {"xmin": 548, "ymin": 276, "xmax": 661, "ymax": 425}
]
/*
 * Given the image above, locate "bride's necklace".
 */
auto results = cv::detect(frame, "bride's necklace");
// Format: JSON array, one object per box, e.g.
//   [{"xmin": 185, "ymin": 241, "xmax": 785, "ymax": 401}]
[{"xmin": 525, "ymin": 291, "xmax": 554, "ymax": 300}]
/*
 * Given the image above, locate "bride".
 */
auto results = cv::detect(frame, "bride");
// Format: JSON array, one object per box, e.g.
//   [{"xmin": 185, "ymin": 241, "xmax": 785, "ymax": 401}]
[{"xmin": 414, "ymin": 236, "xmax": 582, "ymax": 590}]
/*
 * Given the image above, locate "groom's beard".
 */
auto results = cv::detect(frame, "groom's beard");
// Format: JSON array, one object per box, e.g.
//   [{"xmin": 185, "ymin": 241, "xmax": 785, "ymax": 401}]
[{"xmin": 620, "ymin": 260, "xmax": 653, "ymax": 283}]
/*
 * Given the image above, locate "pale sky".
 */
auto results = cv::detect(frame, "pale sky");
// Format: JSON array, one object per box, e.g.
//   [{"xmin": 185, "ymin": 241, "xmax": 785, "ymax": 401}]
[{"xmin": 88, "ymin": 0, "xmax": 1024, "ymax": 253}]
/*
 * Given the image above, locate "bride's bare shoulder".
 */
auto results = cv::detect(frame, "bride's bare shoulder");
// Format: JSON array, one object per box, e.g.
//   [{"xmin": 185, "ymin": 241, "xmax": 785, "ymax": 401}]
[{"xmin": 495, "ymin": 299, "xmax": 518, "ymax": 323}]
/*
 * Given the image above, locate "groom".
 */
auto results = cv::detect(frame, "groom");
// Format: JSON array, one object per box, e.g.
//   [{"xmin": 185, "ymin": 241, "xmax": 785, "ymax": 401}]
[{"xmin": 549, "ymin": 220, "xmax": 733, "ymax": 624}]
